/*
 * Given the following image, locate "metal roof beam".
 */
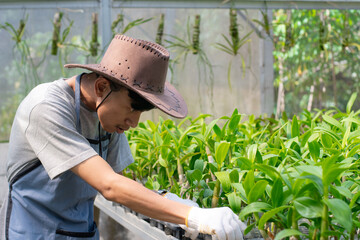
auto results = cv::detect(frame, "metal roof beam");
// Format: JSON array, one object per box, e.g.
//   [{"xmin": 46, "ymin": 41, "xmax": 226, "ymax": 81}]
[
  {"xmin": 1, "ymin": 0, "xmax": 360, "ymax": 10},
  {"xmin": 0, "ymin": 1, "xmax": 98, "ymax": 9},
  {"xmin": 113, "ymin": 0, "xmax": 360, "ymax": 10}
]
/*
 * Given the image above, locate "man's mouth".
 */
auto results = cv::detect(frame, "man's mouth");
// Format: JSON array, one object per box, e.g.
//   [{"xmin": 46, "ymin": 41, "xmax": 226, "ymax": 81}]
[{"xmin": 116, "ymin": 127, "xmax": 128, "ymax": 134}]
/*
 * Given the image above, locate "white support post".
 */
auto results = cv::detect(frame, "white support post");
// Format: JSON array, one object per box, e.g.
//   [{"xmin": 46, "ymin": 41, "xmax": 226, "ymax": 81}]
[
  {"xmin": 100, "ymin": 0, "xmax": 112, "ymax": 49},
  {"xmin": 260, "ymin": 9, "xmax": 275, "ymax": 116}
]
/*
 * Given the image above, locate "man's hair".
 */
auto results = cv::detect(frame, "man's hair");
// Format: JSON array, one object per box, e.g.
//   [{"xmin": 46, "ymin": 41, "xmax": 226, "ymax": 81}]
[{"xmin": 95, "ymin": 73, "xmax": 155, "ymax": 111}]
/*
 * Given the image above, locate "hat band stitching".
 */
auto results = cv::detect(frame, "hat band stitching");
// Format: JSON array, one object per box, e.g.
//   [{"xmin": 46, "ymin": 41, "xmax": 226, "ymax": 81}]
[
  {"xmin": 96, "ymin": 66, "xmax": 164, "ymax": 94},
  {"xmin": 115, "ymin": 34, "xmax": 169, "ymax": 61},
  {"xmin": 154, "ymin": 88, "xmax": 181, "ymax": 113}
]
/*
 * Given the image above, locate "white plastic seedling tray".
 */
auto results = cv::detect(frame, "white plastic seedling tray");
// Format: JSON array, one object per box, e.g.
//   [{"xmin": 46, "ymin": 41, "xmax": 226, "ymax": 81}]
[{"xmin": 95, "ymin": 194, "xmax": 263, "ymax": 240}]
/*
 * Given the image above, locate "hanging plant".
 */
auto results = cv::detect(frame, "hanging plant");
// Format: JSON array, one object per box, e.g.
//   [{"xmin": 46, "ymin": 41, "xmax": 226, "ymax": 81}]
[
  {"xmin": 285, "ymin": 13, "xmax": 294, "ymax": 50},
  {"xmin": 0, "ymin": 16, "xmax": 27, "ymax": 43},
  {"xmin": 214, "ymin": 9, "xmax": 252, "ymax": 90},
  {"xmin": 16, "ymin": 19, "xmax": 26, "ymax": 43},
  {"xmin": 192, "ymin": 15, "xmax": 201, "ymax": 54},
  {"xmin": 0, "ymin": 15, "xmax": 45, "ymax": 92},
  {"xmin": 90, "ymin": 12, "xmax": 99, "ymax": 57},
  {"xmin": 165, "ymin": 14, "xmax": 214, "ymax": 107},
  {"xmin": 155, "ymin": 14, "xmax": 165, "ymax": 45},
  {"xmin": 319, "ymin": 20, "xmax": 325, "ymax": 51},
  {"xmin": 253, "ymin": 10, "xmax": 271, "ymax": 38},
  {"xmin": 342, "ymin": 10, "xmax": 349, "ymax": 52},
  {"xmin": 111, "ymin": 13, "xmax": 124, "ymax": 37},
  {"xmin": 318, "ymin": 10, "xmax": 327, "ymax": 52},
  {"xmin": 230, "ymin": 9, "xmax": 239, "ymax": 48},
  {"xmin": 111, "ymin": 12, "xmax": 153, "ymax": 36},
  {"xmin": 51, "ymin": 12, "xmax": 63, "ymax": 56}
]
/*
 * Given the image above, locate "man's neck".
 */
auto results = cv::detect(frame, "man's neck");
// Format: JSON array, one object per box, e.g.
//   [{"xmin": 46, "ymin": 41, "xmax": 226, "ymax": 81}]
[{"xmin": 66, "ymin": 73, "xmax": 97, "ymax": 111}]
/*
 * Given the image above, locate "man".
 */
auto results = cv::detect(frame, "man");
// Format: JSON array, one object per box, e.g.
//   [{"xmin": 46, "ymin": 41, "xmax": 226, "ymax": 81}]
[{"xmin": 0, "ymin": 35, "xmax": 246, "ymax": 240}]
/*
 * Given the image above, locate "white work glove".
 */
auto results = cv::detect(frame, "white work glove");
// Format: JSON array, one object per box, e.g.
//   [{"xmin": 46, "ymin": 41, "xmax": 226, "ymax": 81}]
[
  {"xmin": 186, "ymin": 207, "xmax": 247, "ymax": 240},
  {"xmin": 161, "ymin": 192, "xmax": 200, "ymax": 239}
]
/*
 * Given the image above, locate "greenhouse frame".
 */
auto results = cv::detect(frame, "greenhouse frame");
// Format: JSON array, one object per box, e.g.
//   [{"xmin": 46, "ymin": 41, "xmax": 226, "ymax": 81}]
[{"xmin": 1, "ymin": 1, "xmax": 360, "ymax": 240}]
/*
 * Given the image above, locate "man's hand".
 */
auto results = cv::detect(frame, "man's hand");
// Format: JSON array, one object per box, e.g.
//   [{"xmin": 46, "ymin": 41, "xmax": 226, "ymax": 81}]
[
  {"xmin": 187, "ymin": 207, "xmax": 246, "ymax": 240},
  {"xmin": 161, "ymin": 192, "xmax": 246, "ymax": 240}
]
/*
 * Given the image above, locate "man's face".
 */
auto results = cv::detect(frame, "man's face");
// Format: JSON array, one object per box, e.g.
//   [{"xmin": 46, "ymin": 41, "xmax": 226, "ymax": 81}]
[{"xmin": 96, "ymin": 79, "xmax": 142, "ymax": 134}]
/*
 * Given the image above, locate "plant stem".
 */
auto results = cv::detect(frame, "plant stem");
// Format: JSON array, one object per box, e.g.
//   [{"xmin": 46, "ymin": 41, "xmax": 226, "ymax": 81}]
[
  {"xmin": 51, "ymin": 12, "xmax": 63, "ymax": 56},
  {"xmin": 211, "ymin": 179, "xmax": 220, "ymax": 207},
  {"xmin": 253, "ymin": 213, "xmax": 269, "ymax": 239},
  {"xmin": 177, "ymin": 158, "xmax": 185, "ymax": 185},
  {"xmin": 192, "ymin": 15, "xmax": 200, "ymax": 54},
  {"xmin": 111, "ymin": 14, "xmax": 124, "ymax": 36},
  {"xmin": 206, "ymin": 146, "xmax": 216, "ymax": 181},
  {"xmin": 165, "ymin": 166, "xmax": 174, "ymax": 187},
  {"xmin": 291, "ymin": 207, "xmax": 299, "ymax": 240},
  {"xmin": 156, "ymin": 14, "xmax": 164, "ymax": 45},
  {"xmin": 90, "ymin": 12, "xmax": 99, "ymax": 57},
  {"xmin": 320, "ymin": 187, "xmax": 329, "ymax": 240},
  {"xmin": 229, "ymin": 9, "xmax": 239, "ymax": 54}
]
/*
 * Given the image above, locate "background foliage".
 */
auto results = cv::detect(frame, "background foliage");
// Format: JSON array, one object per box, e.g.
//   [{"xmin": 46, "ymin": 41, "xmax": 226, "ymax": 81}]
[
  {"xmin": 0, "ymin": 8, "xmax": 360, "ymax": 141},
  {"xmin": 273, "ymin": 9, "xmax": 360, "ymax": 115}
]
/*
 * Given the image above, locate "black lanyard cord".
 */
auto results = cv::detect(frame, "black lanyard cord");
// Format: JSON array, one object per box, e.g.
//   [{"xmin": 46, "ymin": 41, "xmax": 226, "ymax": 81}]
[{"xmin": 95, "ymin": 90, "xmax": 112, "ymax": 158}]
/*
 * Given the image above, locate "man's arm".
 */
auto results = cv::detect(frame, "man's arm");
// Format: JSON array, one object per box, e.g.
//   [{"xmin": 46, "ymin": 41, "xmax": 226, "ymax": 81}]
[{"xmin": 71, "ymin": 155, "xmax": 191, "ymax": 225}]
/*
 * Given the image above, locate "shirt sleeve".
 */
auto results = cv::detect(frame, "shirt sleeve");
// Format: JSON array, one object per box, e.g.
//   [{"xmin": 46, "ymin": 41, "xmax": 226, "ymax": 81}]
[
  {"xmin": 106, "ymin": 133, "xmax": 134, "ymax": 173},
  {"xmin": 25, "ymin": 100, "xmax": 98, "ymax": 179}
]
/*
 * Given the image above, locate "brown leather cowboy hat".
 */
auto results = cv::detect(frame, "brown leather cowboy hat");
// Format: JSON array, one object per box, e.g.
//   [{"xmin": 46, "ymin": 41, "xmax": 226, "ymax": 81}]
[{"xmin": 64, "ymin": 34, "xmax": 187, "ymax": 119}]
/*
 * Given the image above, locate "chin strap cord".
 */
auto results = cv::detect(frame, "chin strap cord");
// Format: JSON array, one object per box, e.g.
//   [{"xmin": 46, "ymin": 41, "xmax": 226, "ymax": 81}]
[
  {"xmin": 95, "ymin": 90, "xmax": 112, "ymax": 157},
  {"xmin": 95, "ymin": 90, "xmax": 113, "ymax": 112}
]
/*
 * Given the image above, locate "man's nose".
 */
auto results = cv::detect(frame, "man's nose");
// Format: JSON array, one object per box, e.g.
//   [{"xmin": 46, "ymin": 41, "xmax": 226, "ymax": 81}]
[{"xmin": 125, "ymin": 111, "xmax": 141, "ymax": 128}]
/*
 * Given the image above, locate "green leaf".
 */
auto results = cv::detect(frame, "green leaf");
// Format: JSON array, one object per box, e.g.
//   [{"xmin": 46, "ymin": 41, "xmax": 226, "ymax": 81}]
[
  {"xmin": 322, "ymin": 156, "xmax": 347, "ymax": 187},
  {"xmin": 187, "ymin": 132, "xmax": 204, "ymax": 143},
  {"xmin": 346, "ymin": 92, "xmax": 357, "ymax": 114},
  {"xmin": 323, "ymin": 198, "xmax": 352, "ymax": 232},
  {"xmin": 322, "ymin": 115, "xmax": 345, "ymax": 132},
  {"xmin": 255, "ymin": 164, "xmax": 281, "ymax": 181},
  {"xmin": 258, "ymin": 206, "xmax": 289, "ymax": 230},
  {"xmin": 188, "ymin": 169, "xmax": 202, "ymax": 183},
  {"xmin": 294, "ymin": 197, "xmax": 323, "ymax": 218},
  {"xmin": 215, "ymin": 171, "xmax": 232, "ymax": 193},
  {"xmin": 154, "ymin": 131, "xmax": 162, "ymax": 146},
  {"xmin": 227, "ymin": 192, "xmax": 242, "ymax": 213},
  {"xmin": 236, "ymin": 157, "xmax": 252, "ymax": 170},
  {"xmin": 229, "ymin": 169, "xmax": 239, "ymax": 183},
  {"xmin": 213, "ymin": 124, "xmax": 222, "ymax": 138},
  {"xmin": 271, "ymin": 178, "xmax": 284, "ymax": 208},
  {"xmin": 291, "ymin": 115, "xmax": 300, "ymax": 138},
  {"xmin": 243, "ymin": 170, "xmax": 254, "ymax": 196},
  {"xmin": 238, "ymin": 202, "xmax": 272, "ymax": 219},
  {"xmin": 321, "ymin": 133, "xmax": 333, "ymax": 148},
  {"xmin": 274, "ymin": 229, "xmax": 305, "ymax": 240},
  {"xmin": 158, "ymin": 155, "xmax": 168, "ymax": 168},
  {"xmin": 194, "ymin": 159, "xmax": 204, "ymax": 172},
  {"xmin": 308, "ymin": 140, "xmax": 320, "ymax": 161},
  {"xmin": 248, "ymin": 180, "xmax": 268, "ymax": 203},
  {"xmin": 350, "ymin": 191, "xmax": 360, "ymax": 208},
  {"xmin": 215, "ymin": 141, "xmax": 230, "ymax": 167},
  {"xmin": 204, "ymin": 119, "xmax": 219, "ymax": 140},
  {"xmin": 247, "ymin": 144, "xmax": 258, "ymax": 163},
  {"xmin": 228, "ymin": 114, "xmax": 241, "ymax": 132}
]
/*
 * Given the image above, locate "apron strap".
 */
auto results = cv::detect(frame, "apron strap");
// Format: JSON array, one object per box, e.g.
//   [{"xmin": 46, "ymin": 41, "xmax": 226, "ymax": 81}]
[{"xmin": 75, "ymin": 73, "xmax": 86, "ymax": 134}]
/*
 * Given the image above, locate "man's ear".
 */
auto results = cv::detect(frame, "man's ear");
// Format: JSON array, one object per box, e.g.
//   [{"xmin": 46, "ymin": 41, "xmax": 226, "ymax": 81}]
[{"xmin": 95, "ymin": 77, "xmax": 111, "ymax": 97}]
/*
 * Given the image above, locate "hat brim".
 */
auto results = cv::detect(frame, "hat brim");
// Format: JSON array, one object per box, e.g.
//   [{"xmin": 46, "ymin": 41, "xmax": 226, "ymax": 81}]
[{"xmin": 65, "ymin": 63, "xmax": 188, "ymax": 119}]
